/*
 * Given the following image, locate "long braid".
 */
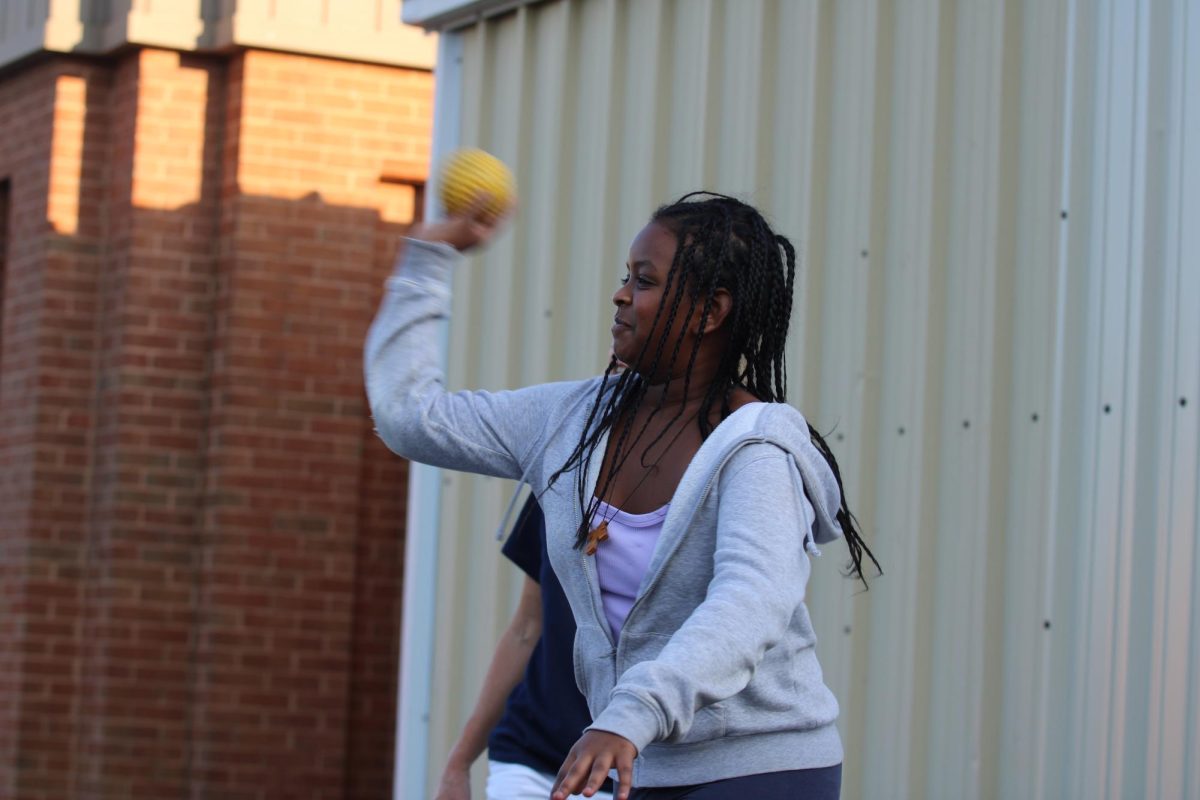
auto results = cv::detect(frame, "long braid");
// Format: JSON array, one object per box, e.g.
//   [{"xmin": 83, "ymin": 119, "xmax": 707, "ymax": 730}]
[
  {"xmin": 549, "ymin": 249, "xmax": 683, "ymax": 541},
  {"xmin": 569, "ymin": 262, "xmax": 693, "ymax": 546},
  {"xmin": 772, "ymin": 234, "xmax": 796, "ymax": 400},
  {"xmin": 575, "ymin": 235, "xmax": 720, "ymax": 546},
  {"xmin": 550, "ymin": 191, "xmax": 880, "ymax": 586},
  {"xmin": 806, "ymin": 423, "xmax": 881, "ymax": 583}
]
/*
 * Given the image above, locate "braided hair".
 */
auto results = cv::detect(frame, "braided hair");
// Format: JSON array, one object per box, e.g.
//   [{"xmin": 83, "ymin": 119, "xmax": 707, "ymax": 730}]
[{"xmin": 548, "ymin": 192, "xmax": 880, "ymax": 586}]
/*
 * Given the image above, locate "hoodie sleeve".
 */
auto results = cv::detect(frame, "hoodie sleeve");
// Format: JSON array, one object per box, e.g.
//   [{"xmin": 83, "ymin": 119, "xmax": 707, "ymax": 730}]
[
  {"xmin": 364, "ymin": 238, "xmax": 568, "ymax": 480},
  {"xmin": 584, "ymin": 442, "xmax": 816, "ymax": 752}
]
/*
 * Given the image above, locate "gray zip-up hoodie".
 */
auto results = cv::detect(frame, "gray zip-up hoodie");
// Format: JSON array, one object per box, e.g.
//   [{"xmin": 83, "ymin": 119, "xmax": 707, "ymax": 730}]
[{"xmin": 365, "ymin": 239, "xmax": 845, "ymax": 786}]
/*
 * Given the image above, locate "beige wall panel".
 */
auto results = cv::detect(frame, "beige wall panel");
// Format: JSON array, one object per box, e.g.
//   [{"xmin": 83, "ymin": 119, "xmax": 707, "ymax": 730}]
[
  {"xmin": 416, "ymin": 1, "xmax": 1200, "ymax": 798},
  {"xmin": 228, "ymin": 0, "xmax": 437, "ymax": 69}
]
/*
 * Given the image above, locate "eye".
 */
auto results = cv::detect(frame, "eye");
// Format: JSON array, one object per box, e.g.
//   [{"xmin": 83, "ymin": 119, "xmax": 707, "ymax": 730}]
[{"xmin": 618, "ymin": 271, "xmax": 654, "ymax": 288}]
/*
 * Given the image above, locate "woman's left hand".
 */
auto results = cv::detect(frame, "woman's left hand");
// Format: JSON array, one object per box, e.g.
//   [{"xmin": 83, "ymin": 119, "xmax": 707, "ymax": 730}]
[{"xmin": 551, "ymin": 730, "xmax": 637, "ymax": 800}]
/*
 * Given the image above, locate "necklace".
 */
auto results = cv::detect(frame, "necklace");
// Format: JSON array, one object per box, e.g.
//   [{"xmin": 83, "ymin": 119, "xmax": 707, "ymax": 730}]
[{"xmin": 585, "ymin": 410, "xmax": 696, "ymax": 555}]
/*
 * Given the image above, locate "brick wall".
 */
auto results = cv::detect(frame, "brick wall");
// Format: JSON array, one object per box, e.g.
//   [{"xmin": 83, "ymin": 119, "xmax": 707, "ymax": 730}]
[
  {"xmin": 0, "ymin": 57, "xmax": 107, "ymax": 800},
  {"xmin": 0, "ymin": 47, "xmax": 430, "ymax": 799}
]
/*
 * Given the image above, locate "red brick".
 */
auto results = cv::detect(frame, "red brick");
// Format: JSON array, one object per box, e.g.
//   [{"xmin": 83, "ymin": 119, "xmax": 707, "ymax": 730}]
[{"xmin": 1, "ymin": 46, "xmax": 427, "ymax": 800}]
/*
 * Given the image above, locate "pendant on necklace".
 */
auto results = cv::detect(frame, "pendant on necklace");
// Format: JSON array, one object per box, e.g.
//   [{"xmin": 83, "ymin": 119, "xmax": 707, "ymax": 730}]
[{"xmin": 585, "ymin": 520, "xmax": 610, "ymax": 555}]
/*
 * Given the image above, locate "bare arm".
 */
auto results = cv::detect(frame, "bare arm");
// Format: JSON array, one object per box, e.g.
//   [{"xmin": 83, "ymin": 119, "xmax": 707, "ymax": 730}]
[{"xmin": 435, "ymin": 576, "xmax": 544, "ymax": 800}]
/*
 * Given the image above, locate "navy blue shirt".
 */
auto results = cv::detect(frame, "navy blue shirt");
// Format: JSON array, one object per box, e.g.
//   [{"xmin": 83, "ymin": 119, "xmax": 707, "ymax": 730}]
[{"xmin": 487, "ymin": 496, "xmax": 608, "ymax": 790}]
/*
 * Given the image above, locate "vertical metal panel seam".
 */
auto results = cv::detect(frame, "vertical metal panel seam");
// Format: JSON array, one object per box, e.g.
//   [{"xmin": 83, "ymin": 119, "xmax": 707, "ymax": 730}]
[
  {"xmin": 811, "ymin": 3, "xmax": 879, "ymax": 754},
  {"xmin": 699, "ymin": 0, "xmax": 723, "ymax": 190},
  {"xmin": 842, "ymin": 0, "xmax": 894, "ymax": 790},
  {"xmin": 775, "ymin": 0, "xmax": 823, "ymax": 396},
  {"xmin": 909, "ymin": 0, "xmax": 958, "ymax": 793},
  {"xmin": 506, "ymin": 4, "xmax": 535, "ymax": 390},
  {"xmin": 751, "ymin": 0, "xmax": 778, "ymax": 205},
  {"xmin": 859, "ymin": 2, "xmax": 942, "ymax": 796},
  {"xmin": 978, "ymin": 0, "xmax": 1028, "ymax": 794},
  {"xmin": 1070, "ymin": 0, "xmax": 1113, "ymax": 792},
  {"xmin": 1171, "ymin": 5, "xmax": 1200, "ymax": 796},
  {"xmin": 797, "ymin": 0, "xmax": 834, "ymax": 417},
  {"xmin": 602, "ymin": 0, "xmax": 629, "ymax": 289},
  {"xmin": 546, "ymin": 0, "xmax": 580, "ymax": 382},
  {"xmin": 398, "ymin": 28, "xmax": 464, "ymax": 800},
  {"xmin": 1035, "ymin": 0, "xmax": 1076, "ymax": 790},
  {"xmin": 649, "ymin": 0, "xmax": 672, "ymax": 202},
  {"xmin": 1113, "ymin": 1, "xmax": 1155, "ymax": 795},
  {"xmin": 1095, "ymin": 0, "xmax": 1149, "ymax": 793},
  {"xmin": 1145, "ymin": 8, "xmax": 1191, "ymax": 795}
]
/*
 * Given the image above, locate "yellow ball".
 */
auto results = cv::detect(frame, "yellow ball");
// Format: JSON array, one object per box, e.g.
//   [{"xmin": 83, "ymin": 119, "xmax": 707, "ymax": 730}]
[{"xmin": 437, "ymin": 148, "xmax": 517, "ymax": 219}]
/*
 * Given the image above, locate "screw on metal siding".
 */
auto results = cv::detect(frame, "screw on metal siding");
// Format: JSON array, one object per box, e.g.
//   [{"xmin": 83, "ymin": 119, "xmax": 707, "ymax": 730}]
[
  {"xmin": 1043, "ymin": 620, "xmax": 1051, "ymax": 630},
  {"xmin": 1103, "ymin": 404, "xmax": 1111, "ymax": 414},
  {"xmin": 898, "ymin": 426, "xmax": 905, "ymax": 436},
  {"xmin": 1181, "ymin": 397, "xmax": 1188, "ymax": 407},
  {"xmin": 962, "ymin": 419, "xmax": 970, "ymax": 429},
  {"xmin": 1031, "ymin": 412, "xmax": 1039, "ymax": 422}
]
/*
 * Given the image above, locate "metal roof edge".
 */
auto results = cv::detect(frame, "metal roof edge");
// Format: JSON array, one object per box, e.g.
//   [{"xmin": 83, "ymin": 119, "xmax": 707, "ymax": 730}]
[{"xmin": 402, "ymin": 0, "xmax": 534, "ymax": 32}]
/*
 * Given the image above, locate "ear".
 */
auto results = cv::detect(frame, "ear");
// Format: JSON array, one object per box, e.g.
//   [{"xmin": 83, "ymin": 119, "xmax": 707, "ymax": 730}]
[{"xmin": 697, "ymin": 288, "xmax": 733, "ymax": 334}]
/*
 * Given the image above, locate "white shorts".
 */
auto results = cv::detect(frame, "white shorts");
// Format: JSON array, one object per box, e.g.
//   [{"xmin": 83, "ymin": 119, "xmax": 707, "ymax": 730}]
[{"xmin": 486, "ymin": 759, "xmax": 614, "ymax": 800}]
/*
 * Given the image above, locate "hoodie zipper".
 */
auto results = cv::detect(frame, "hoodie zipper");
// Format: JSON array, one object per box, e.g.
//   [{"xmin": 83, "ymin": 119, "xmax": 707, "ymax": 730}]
[
  {"xmin": 581, "ymin": 549, "xmax": 615, "ymax": 647},
  {"xmin": 582, "ymin": 430, "xmax": 617, "ymax": 649}
]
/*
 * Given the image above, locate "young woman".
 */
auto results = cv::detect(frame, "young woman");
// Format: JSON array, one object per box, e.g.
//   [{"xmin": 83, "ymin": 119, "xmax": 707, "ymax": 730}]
[{"xmin": 365, "ymin": 192, "xmax": 878, "ymax": 800}]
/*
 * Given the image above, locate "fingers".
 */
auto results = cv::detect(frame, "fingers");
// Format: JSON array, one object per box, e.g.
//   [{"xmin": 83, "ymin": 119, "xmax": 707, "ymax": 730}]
[
  {"xmin": 552, "ymin": 753, "xmax": 610, "ymax": 800},
  {"xmin": 553, "ymin": 732, "xmax": 637, "ymax": 800},
  {"xmin": 551, "ymin": 751, "xmax": 585, "ymax": 800},
  {"xmin": 614, "ymin": 753, "xmax": 634, "ymax": 800},
  {"xmin": 582, "ymin": 756, "xmax": 612, "ymax": 797},
  {"xmin": 439, "ymin": 191, "xmax": 513, "ymax": 251}
]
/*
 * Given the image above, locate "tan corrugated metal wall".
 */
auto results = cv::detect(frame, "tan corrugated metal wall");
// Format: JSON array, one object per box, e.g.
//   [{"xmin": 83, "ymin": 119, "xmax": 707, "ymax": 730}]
[{"xmin": 414, "ymin": 1, "xmax": 1200, "ymax": 797}]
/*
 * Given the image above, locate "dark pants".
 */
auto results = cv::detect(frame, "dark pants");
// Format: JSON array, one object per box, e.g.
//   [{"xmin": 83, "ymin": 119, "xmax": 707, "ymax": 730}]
[{"xmin": 629, "ymin": 764, "xmax": 841, "ymax": 799}]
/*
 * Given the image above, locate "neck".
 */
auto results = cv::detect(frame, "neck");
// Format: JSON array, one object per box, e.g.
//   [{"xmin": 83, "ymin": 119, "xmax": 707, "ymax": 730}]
[{"xmin": 638, "ymin": 354, "xmax": 723, "ymax": 408}]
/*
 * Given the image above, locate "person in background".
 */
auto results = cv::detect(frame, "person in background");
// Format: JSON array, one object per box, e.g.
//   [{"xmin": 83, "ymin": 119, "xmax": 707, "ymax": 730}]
[{"xmin": 434, "ymin": 494, "xmax": 613, "ymax": 800}]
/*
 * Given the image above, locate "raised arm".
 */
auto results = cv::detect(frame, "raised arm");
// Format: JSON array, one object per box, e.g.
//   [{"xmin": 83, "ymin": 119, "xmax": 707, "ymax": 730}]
[{"xmin": 364, "ymin": 218, "xmax": 567, "ymax": 479}]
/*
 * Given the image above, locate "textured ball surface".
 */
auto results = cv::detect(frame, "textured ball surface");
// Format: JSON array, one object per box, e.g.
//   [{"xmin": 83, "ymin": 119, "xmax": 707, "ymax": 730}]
[{"xmin": 437, "ymin": 148, "xmax": 516, "ymax": 218}]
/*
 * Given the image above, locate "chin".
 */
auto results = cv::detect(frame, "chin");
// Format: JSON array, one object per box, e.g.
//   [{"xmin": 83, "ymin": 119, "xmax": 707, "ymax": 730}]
[{"xmin": 612, "ymin": 351, "xmax": 639, "ymax": 371}]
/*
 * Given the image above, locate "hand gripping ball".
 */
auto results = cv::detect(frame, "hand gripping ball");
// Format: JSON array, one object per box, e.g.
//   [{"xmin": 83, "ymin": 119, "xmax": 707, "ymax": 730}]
[{"xmin": 437, "ymin": 148, "xmax": 517, "ymax": 219}]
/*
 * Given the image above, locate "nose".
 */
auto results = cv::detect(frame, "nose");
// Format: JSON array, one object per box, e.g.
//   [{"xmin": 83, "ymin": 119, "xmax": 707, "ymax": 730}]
[{"xmin": 612, "ymin": 280, "xmax": 631, "ymax": 306}]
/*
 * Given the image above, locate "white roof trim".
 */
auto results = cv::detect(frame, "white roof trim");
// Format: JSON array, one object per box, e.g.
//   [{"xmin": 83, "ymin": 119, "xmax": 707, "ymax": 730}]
[{"xmin": 402, "ymin": 0, "xmax": 534, "ymax": 31}]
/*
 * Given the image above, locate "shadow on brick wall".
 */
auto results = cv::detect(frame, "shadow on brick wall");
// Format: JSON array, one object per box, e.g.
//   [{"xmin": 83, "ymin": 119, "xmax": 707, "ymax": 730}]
[{"xmin": 0, "ymin": 51, "xmax": 426, "ymax": 800}]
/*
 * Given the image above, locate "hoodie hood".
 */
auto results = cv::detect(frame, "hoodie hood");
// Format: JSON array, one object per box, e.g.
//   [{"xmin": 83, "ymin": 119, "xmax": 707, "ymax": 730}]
[
  {"xmin": 698, "ymin": 401, "xmax": 845, "ymax": 549},
  {"xmin": 758, "ymin": 403, "xmax": 845, "ymax": 547}
]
